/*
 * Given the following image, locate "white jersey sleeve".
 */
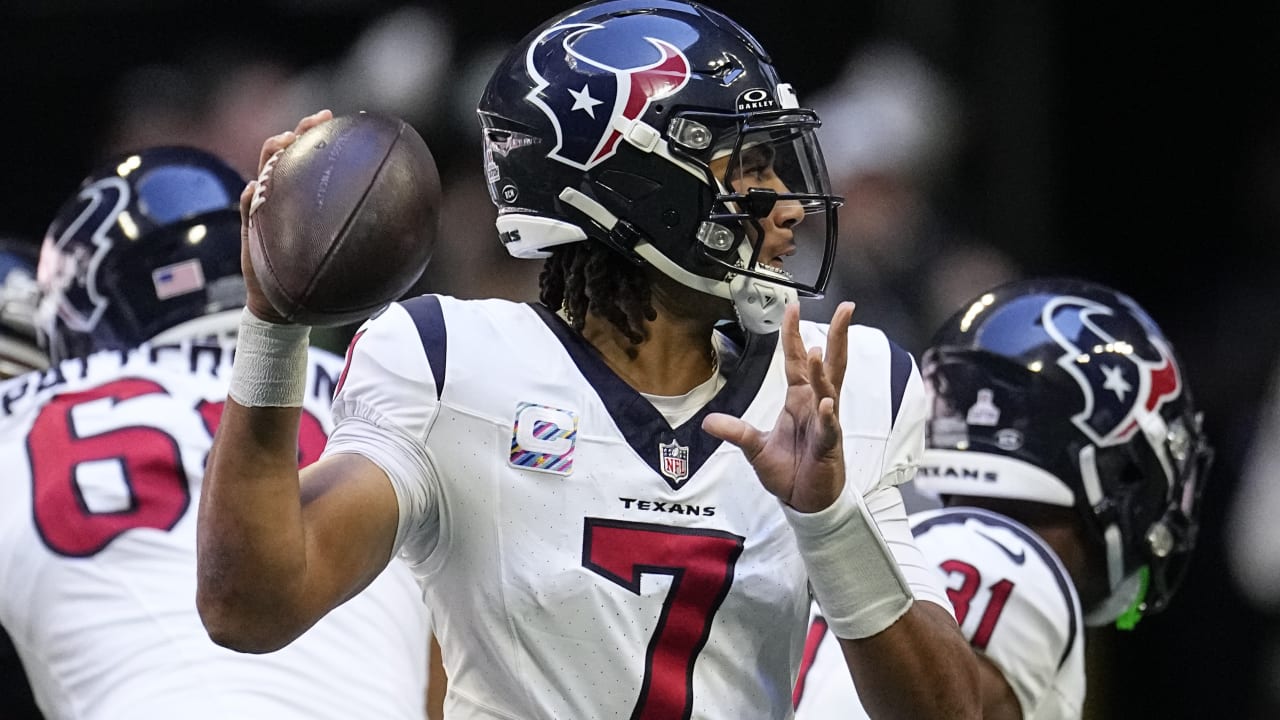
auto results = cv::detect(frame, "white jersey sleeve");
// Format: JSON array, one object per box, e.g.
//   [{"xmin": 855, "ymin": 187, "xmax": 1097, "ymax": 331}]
[
  {"xmin": 324, "ymin": 300, "xmax": 445, "ymax": 564},
  {"xmin": 793, "ymin": 506, "xmax": 1086, "ymax": 720},
  {"xmin": 0, "ymin": 342, "xmax": 430, "ymax": 720}
]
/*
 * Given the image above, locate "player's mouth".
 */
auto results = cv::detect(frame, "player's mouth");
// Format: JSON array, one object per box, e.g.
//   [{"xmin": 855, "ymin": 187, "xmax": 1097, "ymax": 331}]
[{"xmin": 755, "ymin": 259, "xmax": 793, "ymax": 281}]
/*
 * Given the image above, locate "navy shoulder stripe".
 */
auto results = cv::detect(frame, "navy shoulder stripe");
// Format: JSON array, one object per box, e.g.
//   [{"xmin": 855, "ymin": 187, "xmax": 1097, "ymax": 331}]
[
  {"xmin": 887, "ymin": 338, "xmax": 912, "ymax": 426},
  {"xmin": 400, "ymin": 295, "xmax": 446, "ymax": 399},
  {"xmin": 913, "ymin": 508, "xmax": 1080, "ymax": 670}
]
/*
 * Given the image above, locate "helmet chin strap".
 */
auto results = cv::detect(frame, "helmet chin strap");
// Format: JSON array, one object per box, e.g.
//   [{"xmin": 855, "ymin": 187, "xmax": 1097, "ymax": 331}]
[
  {"xmin": 1112, "ymin": 566, "xmax": 1150, "ymax": 630},
  {"xmin": 631, "ymin": 241, "xmax": 791, "ymax": 334},
  {"xmin": 726, "ymin": 252, "xmax": 794, "ymax": 333},
  {"xmin": 1085, "ymin": 565, "xmax": 1149, "ymax": 629},
  {"xmin": 558, "ymin": 187, "xmax": 793, "ymax": 334}
]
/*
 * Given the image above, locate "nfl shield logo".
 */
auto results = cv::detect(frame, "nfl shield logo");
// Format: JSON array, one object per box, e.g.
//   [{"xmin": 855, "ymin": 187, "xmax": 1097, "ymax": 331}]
[{"xmin": 658, "ymin": 438, "xmax": 689, "ymax": 483}]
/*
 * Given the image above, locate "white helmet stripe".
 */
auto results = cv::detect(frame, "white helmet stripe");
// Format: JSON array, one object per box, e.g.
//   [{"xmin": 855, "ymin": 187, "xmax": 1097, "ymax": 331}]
[{"xmin": 915, "ymin": 449, "xmax": 1075, "ymax": 506}]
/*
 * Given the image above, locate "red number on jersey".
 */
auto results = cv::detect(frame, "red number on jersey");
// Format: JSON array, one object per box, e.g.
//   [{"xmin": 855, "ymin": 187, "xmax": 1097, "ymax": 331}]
[
  {"xmin": 792, "ymin": 614, "xmax": 830, "ymax": 709},
  {"xmin": 29, "ymin": 379, "xmax": 186, "ymax": 557},
  {"xmin": 583, "ymin": 518, "xmax": 745, "ymax": 720},
  {"xmin": 30, "ymin": 378, "xmax": 327, "ymax": 557},
  {"xmin": 197, "ymin": 399, "xmax": 328, "ymax": 468},
  {"xmin": 940, "ymin": 559, "xmax": 1016, "ymax": 650}
]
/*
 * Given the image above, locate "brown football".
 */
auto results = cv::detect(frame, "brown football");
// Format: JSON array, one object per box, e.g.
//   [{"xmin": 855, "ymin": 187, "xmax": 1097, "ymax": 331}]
[{"xmin": 247, "ymin": 111, "xmax": 440, "ymax": 326}]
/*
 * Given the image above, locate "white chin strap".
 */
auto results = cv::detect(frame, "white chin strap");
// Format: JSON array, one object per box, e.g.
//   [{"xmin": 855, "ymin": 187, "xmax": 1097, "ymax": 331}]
[
  {"xmin": 1084, "ymin": 566, "xmax": 1145, "ymax": 627},
  {"xmin": 547, "ymin": 187, "xmax": 793, "ymax": 335},
  {"xmin": 727, "ymin": 261, "xmax": 794, "ymax": 333},
  {"xmin": 630, "ymin": 239, "xmax": 793, "ymax": 334}
]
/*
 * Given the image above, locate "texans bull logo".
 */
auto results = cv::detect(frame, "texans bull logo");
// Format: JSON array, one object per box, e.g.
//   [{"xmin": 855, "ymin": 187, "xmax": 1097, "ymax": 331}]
[
  {"xmin": 1042, "ymin": 295, "xmax": 1181, "ymax": 447},
  {"xmin": 525, "ymin": 22, "xmax": 691, "ymax": 170},
  {"xmin": 39, "ymin": 176, "xmax": 131, "ymax": 334}
]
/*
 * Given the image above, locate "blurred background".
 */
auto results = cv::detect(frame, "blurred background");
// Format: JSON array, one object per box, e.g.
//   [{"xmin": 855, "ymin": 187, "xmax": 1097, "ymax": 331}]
[{"xmin": 3, "ymin": 1, "xmax": 1279, "ymax": 717}]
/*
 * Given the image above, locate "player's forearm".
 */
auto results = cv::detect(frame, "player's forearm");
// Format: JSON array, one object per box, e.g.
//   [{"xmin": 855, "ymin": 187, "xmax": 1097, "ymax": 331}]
[
  {"xmin": 837, "ymin": 600, "xmax": 982, "ymax": 720},
  {"xmin": 197, "ymin": 398, "xmax": 312, "ymax": 651},
  {"xmin": 787, "ymin": 482, "xmax": 980, "ymax": 718}
]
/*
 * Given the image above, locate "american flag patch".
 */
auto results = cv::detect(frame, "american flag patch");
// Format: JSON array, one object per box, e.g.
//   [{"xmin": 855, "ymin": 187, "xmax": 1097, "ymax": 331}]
[{"xmin": 152, "ymin": 260, "xmax": 206, "ymax": 300}]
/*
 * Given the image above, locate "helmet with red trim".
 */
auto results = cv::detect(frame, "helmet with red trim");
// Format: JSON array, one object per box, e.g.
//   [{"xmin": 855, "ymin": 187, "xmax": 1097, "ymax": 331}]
[
  {"xmin": 35, "ymin": 146, "xmax": 246, "ymax": 363},
  {"xmin": 476, "ymin": 0, "xmax": 842, "ymax": 332},
  {"xmin": 915, "ymin": 277, "xmax": 1213, "ymax": 627}
]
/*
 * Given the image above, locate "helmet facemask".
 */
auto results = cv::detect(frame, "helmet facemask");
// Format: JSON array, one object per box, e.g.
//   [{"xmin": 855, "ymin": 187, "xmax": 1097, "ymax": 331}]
[
  {"xmin": 651, "ymin": 107, "xmax": 841, "ymax": 332},
  {"xmin": 1083, "ymin": 408, "xmax": 1213, "ymax": 628}
]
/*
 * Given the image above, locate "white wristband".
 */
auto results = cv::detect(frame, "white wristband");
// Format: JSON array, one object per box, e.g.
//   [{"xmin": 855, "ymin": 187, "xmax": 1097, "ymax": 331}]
[
  {"xmin": 784, "ymin": 488, "xmax": 914, "ymax": 639},
  {"xmin": 229, "ymin": 308, "xmax": 311, "ymax": 407}
]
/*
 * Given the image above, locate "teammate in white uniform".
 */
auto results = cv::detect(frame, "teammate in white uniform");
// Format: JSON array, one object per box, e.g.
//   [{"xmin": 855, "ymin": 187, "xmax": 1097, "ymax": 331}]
[
  {"xmin": 793, "ymin": 277, "xmax": 1213, "ymax": 719},
  {"xmin": 0, "ymin": 239, "xmax": 45, "ymax": 718},
  {"xmin": 0, "ymin": 147, "xmax": 431, "ymax": 720},
  {"xmin": 196, "ymin": 2, "xmax": 982, "ymax": 718}
]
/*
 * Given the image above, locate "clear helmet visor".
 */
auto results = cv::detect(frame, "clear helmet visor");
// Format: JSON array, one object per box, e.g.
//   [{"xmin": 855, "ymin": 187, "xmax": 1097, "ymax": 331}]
[{"xmin": 677, "ymin": 109, "xmax": 842, "ymax": 298}]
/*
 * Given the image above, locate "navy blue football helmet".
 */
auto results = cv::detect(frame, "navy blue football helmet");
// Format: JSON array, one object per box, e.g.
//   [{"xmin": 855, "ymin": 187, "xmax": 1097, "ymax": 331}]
[
  {"xmin": 477, "ymin": 0, "xmax": 842, "ymax": 333},
  {"xmin": 914, "ymin": 277, "xmax": 1212, "ymax": 627},
  {"xmin": 36, "ymin": 146, "xmax": 246, "ymax": 363},
  {"xmin": 0, "ymin": 239, "xmax": 47, "ymax": 377}
]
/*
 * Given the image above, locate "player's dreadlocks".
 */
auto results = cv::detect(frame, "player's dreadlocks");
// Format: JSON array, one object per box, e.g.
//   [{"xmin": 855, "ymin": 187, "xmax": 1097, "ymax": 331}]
[{"xmin": 539, "ymin": 242, "xmax": 656, "ymax": 355}]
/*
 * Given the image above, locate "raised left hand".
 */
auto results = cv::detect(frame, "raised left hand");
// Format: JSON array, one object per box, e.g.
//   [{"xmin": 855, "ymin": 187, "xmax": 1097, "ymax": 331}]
[{"xmin": 703, "ymin": 301, "xmax": 854, "ymax": 513}]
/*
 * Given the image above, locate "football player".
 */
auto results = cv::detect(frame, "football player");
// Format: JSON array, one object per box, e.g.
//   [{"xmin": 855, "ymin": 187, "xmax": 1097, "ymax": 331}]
[
  {"xmin": 197, "ymin": 2, "xmax": 982, "ymax": 718},
  {"xmin": 0, "ymin": 146, "xmax": 432, "ymax": 719},
  {"xmin": 0, "ymin": 238, "xmax": 45, "ymax": 720},
  {"xmin": 792, "ymin": 277, "xmax": 1213, "ymax": 719}
]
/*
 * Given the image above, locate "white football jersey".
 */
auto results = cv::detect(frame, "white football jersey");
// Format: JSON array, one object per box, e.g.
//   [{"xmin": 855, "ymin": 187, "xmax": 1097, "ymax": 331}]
[
  {"xmin": 0, "ymin": 341, "xmax": 430, "ymax": 720},
  {"xmin": 793, "ymin": 506, "xmax": 1085, "ymax": 720},
  {"xmin": 324, "ymin": 295, "xmax": 950, "ymax": 719}
]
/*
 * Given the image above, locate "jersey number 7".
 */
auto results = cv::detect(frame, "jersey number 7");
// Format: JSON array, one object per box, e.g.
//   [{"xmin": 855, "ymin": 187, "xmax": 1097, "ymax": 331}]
[{"xmin": 584, "ymin": 518, "xmax": 745, "ymax": 720}]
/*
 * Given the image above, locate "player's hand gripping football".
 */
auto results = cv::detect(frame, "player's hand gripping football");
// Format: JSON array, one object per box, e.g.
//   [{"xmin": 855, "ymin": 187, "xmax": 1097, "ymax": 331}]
[
  {"xmin": 238, "ymin": 109, "xmax": 334, "ymax": 324},
  {"xmin": 703, "ymin": 302, "xmax": 854, "ymax": 513}
]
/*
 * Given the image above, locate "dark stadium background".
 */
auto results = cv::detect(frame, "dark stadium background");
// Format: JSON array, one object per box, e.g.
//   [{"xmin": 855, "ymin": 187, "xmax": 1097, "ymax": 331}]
[{"xmin": 3, "ymin": 2, "xmax": 1277, "ymax": 718}]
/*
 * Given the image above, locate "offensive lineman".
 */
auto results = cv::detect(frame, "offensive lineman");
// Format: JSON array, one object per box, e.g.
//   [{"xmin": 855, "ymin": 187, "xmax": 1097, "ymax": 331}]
[{"xmin": 0, "ymin": 146, "xmax": 431, "ymax": 719}]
